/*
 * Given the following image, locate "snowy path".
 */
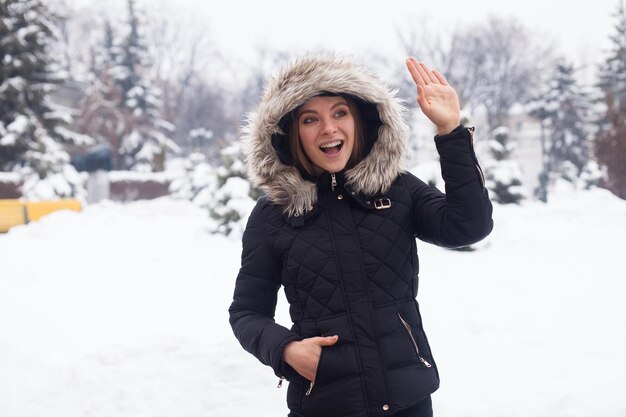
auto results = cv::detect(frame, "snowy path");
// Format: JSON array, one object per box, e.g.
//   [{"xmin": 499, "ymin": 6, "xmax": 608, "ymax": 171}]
[{"xmin": 1, "ymin": 191, "xmax": 625, "ymax": 417}]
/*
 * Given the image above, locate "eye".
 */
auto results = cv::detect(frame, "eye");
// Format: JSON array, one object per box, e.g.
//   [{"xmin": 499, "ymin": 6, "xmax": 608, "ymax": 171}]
[
  {"xmin": 334, "ymin": 108, "xmax": 349, "ymax": 118},
  {"xmin": 301, "ymin": 116, "xmax": 317, "ymax": 125}
]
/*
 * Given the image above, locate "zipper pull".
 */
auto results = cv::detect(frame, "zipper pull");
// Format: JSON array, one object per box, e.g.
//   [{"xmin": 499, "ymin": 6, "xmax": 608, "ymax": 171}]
[
  {"xmin": 305, "ymin": 380, "xmax": 314, "ymax": 396},
  {"xmin": 277, "ymin": 376, "xmax": 285, "ymax": 388},
  {"xmin": 419, "ymin": 356, "xmax": 432, "ymax": 368},
  {"xmin": 330, "ymin": 173, "xmax": 337, "ymax": 191}
]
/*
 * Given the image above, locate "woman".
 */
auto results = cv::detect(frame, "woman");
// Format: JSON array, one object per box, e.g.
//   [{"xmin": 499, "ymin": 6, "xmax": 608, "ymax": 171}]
[{"xmin": 229, "ymin": 55, "xmax": 493, "ymax": 417}]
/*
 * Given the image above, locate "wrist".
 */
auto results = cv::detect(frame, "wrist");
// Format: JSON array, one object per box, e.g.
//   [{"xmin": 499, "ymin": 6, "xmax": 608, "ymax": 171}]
[
  {"xmin": 436, "ymin": 123, "xmax": 460, "ymax": 136},
  {"xmin": 283, "ymin": 340, "xmax": 298, "ymax": 363}
]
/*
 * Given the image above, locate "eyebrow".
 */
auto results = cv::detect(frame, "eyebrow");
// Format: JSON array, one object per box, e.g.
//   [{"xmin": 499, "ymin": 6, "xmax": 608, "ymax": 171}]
[{"xmin": 298, "ymin": 100, "xmax": 348, "ymax": 117}]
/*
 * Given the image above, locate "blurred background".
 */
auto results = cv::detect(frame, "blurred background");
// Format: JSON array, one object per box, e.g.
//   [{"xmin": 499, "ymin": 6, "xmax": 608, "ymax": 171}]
[
  {"xmin": 1, "ymin": 1, "xmax": 625, "ymax": 416},
  {"xmin": 0, "ymin": 0, "xmax": 624, "ymax": 208}
]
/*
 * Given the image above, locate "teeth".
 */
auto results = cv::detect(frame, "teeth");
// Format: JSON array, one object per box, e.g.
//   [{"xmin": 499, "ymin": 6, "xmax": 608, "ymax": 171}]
[{"xmin": 320, "ymin": 141, "xmax": 342, "ymax": 149}]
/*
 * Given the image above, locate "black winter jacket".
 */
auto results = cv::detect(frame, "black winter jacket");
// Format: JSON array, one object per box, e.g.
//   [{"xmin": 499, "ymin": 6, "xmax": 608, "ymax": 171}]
[{"xmin": 229, "ymin": 55, "xmax": 493, "ymax": 417}]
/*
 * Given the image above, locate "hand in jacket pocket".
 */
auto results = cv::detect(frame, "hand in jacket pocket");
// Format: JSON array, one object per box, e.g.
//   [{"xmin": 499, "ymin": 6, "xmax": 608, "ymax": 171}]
[{"xmin": 283, "ymin": 335, "xmax": 339, "ymax": 381}]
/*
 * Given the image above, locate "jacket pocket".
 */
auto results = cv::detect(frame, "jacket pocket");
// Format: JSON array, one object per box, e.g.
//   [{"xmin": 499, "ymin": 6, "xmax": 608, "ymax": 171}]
[{"xmin": 398, "ymin": 313, "xmax": 432, "ymax": 368}]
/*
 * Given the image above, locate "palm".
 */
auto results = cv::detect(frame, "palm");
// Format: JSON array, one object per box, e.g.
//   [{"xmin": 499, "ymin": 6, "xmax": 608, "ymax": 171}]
[
  {"xmin": 406, "ymin": 58, "xmax": 461, "ymax": 135},
  {"xmin": 418, "ymin": 82, "xmax": 459, "ymax": 128}
]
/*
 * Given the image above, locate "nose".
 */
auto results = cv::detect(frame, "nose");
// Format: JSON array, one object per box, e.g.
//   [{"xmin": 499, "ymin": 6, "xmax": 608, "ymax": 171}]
[{"xmin": 321, "ymin": 118, "xmax": 337, "ymax": 135}]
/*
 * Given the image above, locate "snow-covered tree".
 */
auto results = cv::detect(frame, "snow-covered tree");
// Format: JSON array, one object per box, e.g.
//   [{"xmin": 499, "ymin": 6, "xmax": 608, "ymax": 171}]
[
  {"xmin": 544, "ymin": 62, "xmax": 592, "ymax": 174},
  {"xmin": 169, "ymin": 151, "xmax": 216, "ymax": 208},
  {"xmin": 73, "ymin": 0, "xmax": 178, "ymax": 172},
  {"xmin": 207, "ymin": 142, "xmax": 258, "ymax": 237},
  {"xmin": 0, "ymin": 0, "xmax": 91, "ymax": 199},
  {"xmin": 169, "ymin": 128, "xmax": 217, "ymax": 208},
  {"xmin": 71, "ymin": 19, "xmax": 127, "ymax": 169},
  {"xmin": 115, "ymin": 0, "xmax": 180, "ymax": 171},
  {"xmin": 483, "ymin": 127, "xmax": 527, "ymax": 204},
  {"xmin": 595, "ymin": 0, "xmax": 626, "ymax": 199},
  {"xmin": 530, "ymin": 60, "xmax": 599, "ymax": 199}
]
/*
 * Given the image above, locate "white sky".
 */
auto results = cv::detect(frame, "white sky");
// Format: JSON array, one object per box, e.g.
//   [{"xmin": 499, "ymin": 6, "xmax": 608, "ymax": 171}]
[
  {"xmin": 67, "ymin": 0, "xmax": 619, "ymax": 83},
  {"xmin": 196, "ymin": 0, "xmax": 616, "ymax": 67}
]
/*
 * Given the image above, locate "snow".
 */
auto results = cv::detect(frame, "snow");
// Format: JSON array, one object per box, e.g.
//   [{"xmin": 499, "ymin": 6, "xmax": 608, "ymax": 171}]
[
  {"xmin": 1, "ymin": 189, "xmax": 625, "ymax": 417},
  {"xmin": 209, "ymin": 176, "xmax": 256, "ymax": 238},
  {"xmin": 54, "ymin": 126, "xmax": 95, "ymax": 146},
  {"xmin": 7, "ymin": 115, "xmax": 29, "ymax": 135},
  {"xmin": 108, "ymin": 170, "xmax": 176, "ymax": 183},
  {"xmin": 0, "ymin": 172, "xmax": 21, "ymax": 183},
  {"xmin": 410, "ymin": 160, "xmax": 445, "ymax": 192},
  {"xmin": 168, "ymin": 153, "xmax": 216, "ymax": 206},
  {"xmin": 20, "ymin": 164, "xmax": 86, "ymax": 201},
  {"xmin": 485, "ymin": 160, "xmax": 525, "ymax": 186},
  {"xmin": 1, "ymin": 115, "xmax": 29, "ymax": 146}
]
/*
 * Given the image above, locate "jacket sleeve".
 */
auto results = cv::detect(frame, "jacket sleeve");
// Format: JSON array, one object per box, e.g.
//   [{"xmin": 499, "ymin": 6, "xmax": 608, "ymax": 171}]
[
  {"xmin": 408, "ymin": 125, "xmax": 493, "ymax": 248},
  {"xmin": 228, "ymin": 199, "xmax": 301, "ymax": 379}
]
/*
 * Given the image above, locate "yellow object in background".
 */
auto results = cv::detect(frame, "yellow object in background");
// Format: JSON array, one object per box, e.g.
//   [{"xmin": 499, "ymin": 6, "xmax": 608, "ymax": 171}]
[
  {"xmin": 26, "ymin": 200, "xmax": 82, "ymax": 221},
  {"xmin": 0, "ymin": 200, "xmax": 27, "ymax": 233},
  {"xmin": 0, "ymin": 199, "xmax": 82, "ymax": 233}
]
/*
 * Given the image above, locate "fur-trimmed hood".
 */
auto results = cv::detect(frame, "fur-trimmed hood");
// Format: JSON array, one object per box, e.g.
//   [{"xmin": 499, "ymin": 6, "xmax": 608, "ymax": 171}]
[{"xmin": 241, "ymin": 54, "xmax": 410, "ymax": 217}]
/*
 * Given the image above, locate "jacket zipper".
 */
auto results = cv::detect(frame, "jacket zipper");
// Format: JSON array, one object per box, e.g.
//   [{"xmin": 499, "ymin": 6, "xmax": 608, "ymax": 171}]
[
  {"xmin": 278, "ymin": 375, "xmax": 314, "ymax": 396},
  {"xmin": 398, "ymin": 313, "xmax": 432, "ymax": 368},
  {"xmin": 322, "ymin": 203, "xmax": 378, "ymax": 407},
  {"xmin": 330, "ymin": 173, "xmax": 337, "ymax": 191},
  {"xmin": 467, "ymin": 127, "xmax": 486, "ymax": 189},
  {"xmin": 476, "ymin": 164, "xmax": 486, "ymax": 188}
]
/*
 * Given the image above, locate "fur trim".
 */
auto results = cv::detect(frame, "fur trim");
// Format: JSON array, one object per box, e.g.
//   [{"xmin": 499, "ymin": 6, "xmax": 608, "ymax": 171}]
[{"xmin": 241, "ymin": 54, "xmax": 409, "ymax": 217}]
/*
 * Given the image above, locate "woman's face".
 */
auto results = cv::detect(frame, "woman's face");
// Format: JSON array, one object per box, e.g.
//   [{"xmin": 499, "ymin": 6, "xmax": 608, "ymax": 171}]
[{"xmin": 297, "ymin": 96, "xmax": 355, "ymax": 175}]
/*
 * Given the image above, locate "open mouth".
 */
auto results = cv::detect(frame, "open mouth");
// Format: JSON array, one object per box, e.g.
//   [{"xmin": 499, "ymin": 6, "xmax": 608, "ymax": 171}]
[{"xmin": 319, "ymin": 140, "xmax": 343, "ymax": 155}]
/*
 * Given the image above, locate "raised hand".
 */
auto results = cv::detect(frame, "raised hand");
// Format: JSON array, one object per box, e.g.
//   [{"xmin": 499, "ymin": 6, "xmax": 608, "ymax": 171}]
[{"xmin": 405, "ymin": 57, "xmax": 461, "ymax": 135}]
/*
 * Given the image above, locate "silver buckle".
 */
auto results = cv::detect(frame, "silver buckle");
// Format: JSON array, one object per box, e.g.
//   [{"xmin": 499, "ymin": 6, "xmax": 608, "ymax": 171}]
[{"xmin": 374, "ymin": 198, "xmax": 392, "ymax": 210}]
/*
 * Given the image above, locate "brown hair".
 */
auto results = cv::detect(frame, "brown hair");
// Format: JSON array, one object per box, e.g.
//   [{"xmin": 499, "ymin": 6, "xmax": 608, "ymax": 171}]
[{"xmin": 288, "ymin": 95, "xmax": 365, "ymax": 177}]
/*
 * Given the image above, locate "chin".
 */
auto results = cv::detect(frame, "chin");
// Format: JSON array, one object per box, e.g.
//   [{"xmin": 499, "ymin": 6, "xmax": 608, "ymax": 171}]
[
  {"xmin": 317, "ymin": 156, "xmax": 348, "ymax": 173},
  {"xmin": 322, "ymin": 163, "xmax": 347, "ymax": 173}
]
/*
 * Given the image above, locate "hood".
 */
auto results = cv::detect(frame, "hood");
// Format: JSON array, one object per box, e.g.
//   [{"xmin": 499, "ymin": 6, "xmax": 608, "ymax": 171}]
[{"xmin": 241, "ymin": 54, "xmax": 410, "ymax": 217}]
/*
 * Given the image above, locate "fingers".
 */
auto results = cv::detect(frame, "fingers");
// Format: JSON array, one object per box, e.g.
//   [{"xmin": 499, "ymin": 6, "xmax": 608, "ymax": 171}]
[
  {"xmin": 418, "ymin": 62, "xmax": 439, "ymax": 84},
  {"xmin": 405, "ymin": 58, "xmax": 426, "ymax": 87},
  {"xmin": 406, "ymin": 57, "xmax": 446, "ymax": 86},
  {"xmin": 406, "ymin": 58, "xmax": 434, "ymax": 86},
  {"xmin": 416, "ymin": 84, "xmax": 428, "ymax": 109},
  {"xmin": 408, "ymin": 57, "xmax": 435, "ymax": 85},
  {"xmin": 432, "ymin": 69, "xmax": 450, "ymax": 86},
  {"xmin": 314, "ymin": 335, "xmax": 339, "ymax": 346}
]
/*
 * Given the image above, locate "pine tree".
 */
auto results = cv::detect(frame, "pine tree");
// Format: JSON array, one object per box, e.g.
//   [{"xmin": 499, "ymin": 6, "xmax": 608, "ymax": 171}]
[
  {"xmin": 483, "ymin": 127, "xmax": 527, "ymax": 204},
  {"xmin": 169, "ymin": 129, "xmax": 217, "ymax": 208},
  {"xmin": 530, "ymin": 60, "xmax": 598, "ymax": 199},
  {"xmin": 207, "ymin": 142, "xmax": 258, "ymax": 237},
  {"xmin": 115, "ymin": 0, "xmax": 179, "ymax": 171},
  {"xmin": 169, "ymin": 150, "xmax": 216, "ymax": 207},
  {"xmin": 72, "ymin": 19, "xmax": 126, "ymax": 169},
  {"xmin": 595, "ymin": 0, "xmax": 626, "ymax": 199},
  {"xmin": 74, "ymin": 0, "xmax": 178, "ymax": 172},
  {"xmin": 0, "ymin": 0, "xmax": 91, "ymax": 199}
]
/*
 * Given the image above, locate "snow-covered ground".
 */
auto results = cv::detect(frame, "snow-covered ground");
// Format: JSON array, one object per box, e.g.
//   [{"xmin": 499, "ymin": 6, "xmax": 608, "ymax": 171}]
[{"xmin": 1, "ymin": 188, "xmax": 625, "ymax": 417}]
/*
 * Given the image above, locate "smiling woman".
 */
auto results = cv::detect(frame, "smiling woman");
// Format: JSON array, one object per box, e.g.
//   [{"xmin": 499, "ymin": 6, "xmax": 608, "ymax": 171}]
[{"xmin": 228, "ymin": 54, "xmax": 494, "ymax": 417}]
